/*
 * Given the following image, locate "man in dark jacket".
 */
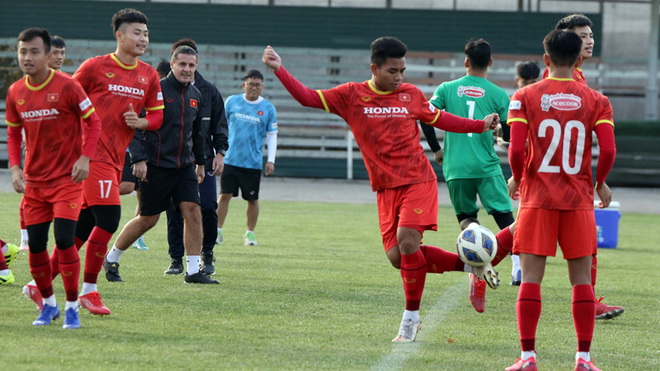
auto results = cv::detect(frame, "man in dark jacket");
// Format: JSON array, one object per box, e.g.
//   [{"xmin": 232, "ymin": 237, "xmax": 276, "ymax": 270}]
[
  {"xmin": 103, "ymin": 45, "xmax": 218, "ymax": 284},
  {"xmin": 164, "ymin": 39, "xmax": 228, "ymax": 276}
]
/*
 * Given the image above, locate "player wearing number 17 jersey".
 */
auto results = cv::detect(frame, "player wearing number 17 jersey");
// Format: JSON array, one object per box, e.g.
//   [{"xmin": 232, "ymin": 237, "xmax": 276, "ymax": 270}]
[
  {"xmin": 505, "ymin": 30, "xmax": 615, "ymax": 371},
  {"xmin": 63, "ymin": 9, "xmax": 164, "ymax": 316},
  {"xmin": 263, "ymin": 37, "xmax": 501, "ymax": 343}
]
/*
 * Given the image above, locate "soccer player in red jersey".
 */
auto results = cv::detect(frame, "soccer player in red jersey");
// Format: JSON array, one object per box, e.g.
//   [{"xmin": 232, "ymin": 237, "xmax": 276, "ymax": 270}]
[
  {"xmin": 67, "ymin": 8, "xmax": 163, "ymax": 315},
  {"xmin": 263, "ymin": 37, "xmax": 503, "ymax": 342},
  {"xmin": 6, "ymin": 28, "xmax": 102, "ymax": 328},
  {"xmin": 504, "ymin": 30, "xmax": 615, "ymax": 371},
  {"xmin": 543, "ymin": 14, "xmax": 624, "ymax": 320}
]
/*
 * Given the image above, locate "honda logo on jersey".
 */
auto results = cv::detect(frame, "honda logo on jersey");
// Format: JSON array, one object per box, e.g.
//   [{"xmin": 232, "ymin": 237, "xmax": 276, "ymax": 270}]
[{"xmin": 363, "ymin": 107, "xmax": 410, "ymax": 114}]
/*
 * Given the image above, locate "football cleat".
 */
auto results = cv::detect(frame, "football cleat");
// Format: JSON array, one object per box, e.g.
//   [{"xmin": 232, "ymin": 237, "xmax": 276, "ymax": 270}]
[
  {"xmin": 575, "ymin": 358, "xmax": 601, "ymax": 371},
  {"xmin": 392, "ymin": 319, "xmax": 421, "ymax": 343},
  {"xmin": 79, "ymin": 291, "xmax": 111, "ymax": 315},
  {"xmin": 469, "ymin": 273, "xmax": 486, "ymax": 313},
  {"xmin": 244, "ymin": 231, "xmax": 258, "ymax": 246},
  {"xmin": 103, "ymin": 259, "xmax": 123, "ymax": 282},
  {"xmin": 595, "ymin": 297, "xmax": 624, "ymax": 320},
  {"xmin": 184, "ymin": 272, "xmax": 219, "ymax": 284},
  {"xmin": 63, "ymin": 307, "xmax": 81, "ymax": 329},
  {"xmin": 19, "ymin": 239, "xmax": 29, "ymax": 251},
  {"xmin": 164, "ymin": 260, "xmax": 184, "ymax": 275},
  {"xmin": 201, "ymin": 252, "xmax": 216, "ymax": 276},
  {"xmin": 32, "ymin": 304, "xmax": 61, "ymax": 326},
  {"xmin": 472, "ymin": 262, "xmax": 499, "ymax": 289},
  {"xmin": 216, "ymin": 229, "xmax": 223, "ymax": 245},
  {"xmin": 23, "ymin": 284, "xmax": 44, "ymax": 310},
  {"xmin": 132, "ymin": 236, "xmax": 149, "ymax": 250},
  {"xmin": 4, "ymin": 243, "xmax": 20, "ymax": 268},
  {"xmin": 505, "ymin": 357, "xmax": 538, "ymax": 371},
  {"xmin": 0, "ymin": 270, "xmax": 15, "ymax": 285}
]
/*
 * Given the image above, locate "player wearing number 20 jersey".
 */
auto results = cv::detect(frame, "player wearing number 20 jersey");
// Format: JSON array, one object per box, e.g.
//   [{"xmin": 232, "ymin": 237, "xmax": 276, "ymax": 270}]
[{"xmin": 507, "ymin": 77, "xmax": 614, "ymax": 211}]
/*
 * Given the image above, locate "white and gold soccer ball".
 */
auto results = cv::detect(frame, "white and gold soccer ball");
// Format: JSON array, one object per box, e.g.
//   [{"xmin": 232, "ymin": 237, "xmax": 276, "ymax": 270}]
[{"xmin": 456, "ymin": 224, "xmax": 498, "ymax": 267}]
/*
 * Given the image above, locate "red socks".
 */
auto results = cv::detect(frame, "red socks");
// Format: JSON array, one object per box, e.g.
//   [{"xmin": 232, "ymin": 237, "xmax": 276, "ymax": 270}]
[
  {"xmin": 84, "ymin": 227, "xmax": 113, "ymax": 284},
  {"xmin": 419, "ymin": 245, "xmax": 464, "ymax": 273},
  {"xmin": 572, "ymin": 284, "xmax": 596, "ymax": 352},
  {"xmin": 51, "ymin": 237, "xmax": 85, "ymax": 279},
  {"xmin": 58, "ymin": 246, "xmax": 81, "ymax": 302},
  {"xmin": 517, "ymin": 282, "xmax": 542, "ymax": 352},
  {"xmin": 29, "ymin": 250, "xmax": 54, "ymax": 299},
  {"xmin": 492, "ymin": 226, "xmax": 513, "ymax": 267},
  {"xmin": 400, "ymin": 250, "xmax": 427, "ymax": 311}
]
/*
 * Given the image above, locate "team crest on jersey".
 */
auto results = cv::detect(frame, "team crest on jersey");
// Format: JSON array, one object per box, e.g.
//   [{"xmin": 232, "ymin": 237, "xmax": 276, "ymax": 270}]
[
  {"xmin": 257, "ymin": 110, "xmax": 264, "ymax": 116},
  {"xmin": 457, "ymin": 86, "xmax": 485, "ymax": 98},
  {"xmin": 190, "ymin": 99, "xmax": 198, "ymax": 108},
  {"xmin": 47, "ymin": 93, "xmax": 59, "ymax": 102},
  {"xmin": 541, "ymin": 93, "xmax": 582, "ymax": 112},
  {"xmin": 399, "ymin": 93, "xmax": 411, "ymax": 102},
  {"xmin": 17, "ymin": 99, "xmax": 25, "ymax": 105},
  {"xmin": 106, "ymin": 72, "xmax": 115, "ymax": 79},
  {"xmin": 361, "ymin": 96, "xmax": 371, "ymax": 102},
  {"xmin": 138, "ymin": 75, "xmax": 148, "ymax": 84}
]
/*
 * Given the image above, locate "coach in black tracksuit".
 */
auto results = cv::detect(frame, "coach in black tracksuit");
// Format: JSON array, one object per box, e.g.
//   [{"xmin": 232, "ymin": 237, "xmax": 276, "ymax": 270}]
[
  {"xmin": 164, "ymin": 39, "xmax": 229, "ymax": 277},
  {"xmin": 127, "ymin": 45, "xmax": 217, "ymax": 284}
]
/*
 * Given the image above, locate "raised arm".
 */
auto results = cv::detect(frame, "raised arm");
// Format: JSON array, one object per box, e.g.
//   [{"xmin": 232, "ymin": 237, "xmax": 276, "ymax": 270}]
[{"xmin": 262, "ymin": 46, "xmax": 324, "ymax": 109}]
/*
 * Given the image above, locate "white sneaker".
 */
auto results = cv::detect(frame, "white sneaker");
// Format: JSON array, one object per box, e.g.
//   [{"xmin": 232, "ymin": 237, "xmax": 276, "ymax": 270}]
[
  {"xmin": 244, "ymin": 231, "xmax": 257, "ymax": 246},
  {"xmin": 472, "ymin": 263, "xmax": 500, "ymax": 290},
  {"xmin": 392, "ymin": 319, "xmax": 421, "ymax": 343}
]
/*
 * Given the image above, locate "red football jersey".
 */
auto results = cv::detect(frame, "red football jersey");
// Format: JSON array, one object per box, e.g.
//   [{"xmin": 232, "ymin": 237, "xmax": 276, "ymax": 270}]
[
  {"xmin": 5, "ymin": 69, "xmax": 97, "ymax": 187},
  {"xmin": 542, "ymin": 66, "xmax": 587, "ymax": 85},
  {"xmin": 73, "ymin": 53, "xmax": 163, "ymax": 169},
  {"xmin": 318, "ymin": 81, "xmax": 441, "ymax": 191},
  {"xmin": 507, "ymin": 77, "xmax": 614, "ymax": 210}
]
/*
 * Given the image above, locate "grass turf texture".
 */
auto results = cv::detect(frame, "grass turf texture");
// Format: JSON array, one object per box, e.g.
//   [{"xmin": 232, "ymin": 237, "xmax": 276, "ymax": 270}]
[{"xmin": 1, "ymin": 191, "xmax": 658, "ymax": 370}]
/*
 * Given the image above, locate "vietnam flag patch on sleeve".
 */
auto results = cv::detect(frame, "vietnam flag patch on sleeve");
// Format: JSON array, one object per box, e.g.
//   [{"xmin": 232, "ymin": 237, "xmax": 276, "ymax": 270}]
[{"xmin": 190, "ymin": 99, "xmax": 198, "ymax": 108}]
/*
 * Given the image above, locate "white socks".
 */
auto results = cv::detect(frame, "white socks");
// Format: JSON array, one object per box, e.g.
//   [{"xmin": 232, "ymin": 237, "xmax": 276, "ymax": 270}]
[
  {"xmin": 21, "ymin": 228, "xmax": 28, "ymax": 242},
  {"xmin": 577, "ymin": 352, "xmax": 590, "ymax": 362},
  {"xmin": 402, "ymin": 309, "xmax": 420, "ymax": 323},
  {"xmin": 186, "ymin": 255, "xmax": 200, "ymax": 275},
  {"xmin": 81, "ymin": 283, "xmax": 97, "ymax": 296},
  {"xmin": 521, "ymin": 351, "xmax": 536, "ymax": 360},
  {"xmin": 106, "ymin": 245, "xmax": 124, "ymax": 263},
  {"xmin": 65, "ymin": 301, "xmax": 79, "ymax": 311},
  {"xmin": 511, "ymin": 254, "xmax": 521, "ymax": 274},
  {"xmin": 43, "ymin": 294, "xmax": 56, "ymax": 307}
]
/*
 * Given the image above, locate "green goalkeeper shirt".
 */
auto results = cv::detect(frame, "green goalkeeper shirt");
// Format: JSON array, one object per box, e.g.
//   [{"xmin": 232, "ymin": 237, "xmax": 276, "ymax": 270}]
[{"xmin": 429, "ymin": 75, "xmax": 509, "ymax": 181}]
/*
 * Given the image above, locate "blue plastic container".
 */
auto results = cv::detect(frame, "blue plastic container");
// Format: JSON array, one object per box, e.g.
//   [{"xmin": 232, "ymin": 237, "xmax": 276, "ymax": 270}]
[{"xmin": 594, "ymin": 201, "xmax": 621, "ymax": 249}]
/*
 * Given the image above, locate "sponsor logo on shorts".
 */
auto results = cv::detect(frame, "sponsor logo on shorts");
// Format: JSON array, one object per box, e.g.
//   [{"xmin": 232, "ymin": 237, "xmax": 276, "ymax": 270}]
[
  {"xmin": 541, "ymin": 93, "xmax": 582, "ymax": 112},
  {"xmin": 69, "ymin": 203, "xmax": 78, "ymax": 209},
  {"xmin": 414, "ymin": 208, "xmax": 424, "ymax": 214}
]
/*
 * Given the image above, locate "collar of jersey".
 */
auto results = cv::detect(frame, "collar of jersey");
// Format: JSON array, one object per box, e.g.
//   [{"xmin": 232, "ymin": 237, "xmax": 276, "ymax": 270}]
[
  {"xmin": 367, "ymin": 80, "xmax": 393, "ymax": 95},
  {"xmin": 242, "ymin": 94, "xmax": 264, "ymax": 104},
  {"xmin": 547, "ymin": 77, "xmax": 575, "ymax": 81},
  {"xmin": 110, "ymin": 53, "xmax": 139, "ymax": 70},
  {"xmin": 25, "ymin": 68, "xmax": 55, "ymax": 91}
]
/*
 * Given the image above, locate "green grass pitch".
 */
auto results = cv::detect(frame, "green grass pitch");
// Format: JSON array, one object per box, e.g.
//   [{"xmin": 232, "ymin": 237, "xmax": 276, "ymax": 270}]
[{"xmin": 1, "ymin": 191, "xmax": 658, "ymax": 370}]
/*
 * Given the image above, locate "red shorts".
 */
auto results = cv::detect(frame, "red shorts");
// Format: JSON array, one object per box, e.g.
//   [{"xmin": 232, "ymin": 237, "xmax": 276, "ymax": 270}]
[
  {"xmin": 83, "ymin": 161, "xmax": 122, "ymax": 207},
  {"xmin": 23, "ymin": 182, "xmax": 83, "ymax": 226},
  {"xmin": 377, "ymin": 180, "xmax": 438, "ymax": 252},
  {"xmin": 513, "ymin": 208, "xmax": 597, "ymax": 259}
]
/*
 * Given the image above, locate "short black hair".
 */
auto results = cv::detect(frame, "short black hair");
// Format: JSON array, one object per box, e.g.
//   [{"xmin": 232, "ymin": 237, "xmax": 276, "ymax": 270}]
[
  {"xmin": 516, "ymin": 61, "xmax": 540, "ymax": 81},
  {"xmin": 112, "ymin": 8, "xmax": 148, "ymax": 33},
  {"xmin": 243, "ymin": 69, "xmax": 264, "ymax": 81},
  {"xmin": 51, "ymin": 35, "xmax": 65, "ymax": 49},
  {"xmin": 172, "ymin": 38, "xmax": 197, "ymax": 53},
  {"xmin": 17, "ymin": 27, "xmax": 51, "ymax": 53},
  {"xmin": 172, "ymin": 45, "xmax": 197, "ymax": 61},
  {"xmin": 370, "ymin": 37, "xmax": 407, "ymax": 66},
  {"xmin": 464, "ymin": 38, "xmax": 491, "ymax": 70},
  {"xmin": 156, "ymin": 59, "xmax": 171, "ymax": 79},
  {"xmin": 543, "ymin": 30, "xmax": 582, "ymax": 67},
  {"xmin": 555, "ymin": 14, "xmax": 593, "ymax": 31}
]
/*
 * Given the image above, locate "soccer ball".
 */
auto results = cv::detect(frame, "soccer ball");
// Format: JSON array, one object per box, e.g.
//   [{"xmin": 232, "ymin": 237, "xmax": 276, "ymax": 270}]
[{"xmin": 456, "ymin": 225, "xmax": 498, "ymax": 267}]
